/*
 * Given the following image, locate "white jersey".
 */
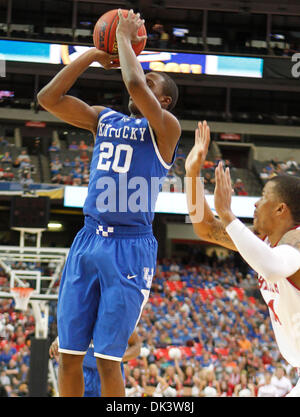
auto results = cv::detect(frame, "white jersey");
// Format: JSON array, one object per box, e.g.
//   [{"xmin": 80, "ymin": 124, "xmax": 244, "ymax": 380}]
[
  {"xmin": 270, "ymin": 375, "xmax": 292, "ymax": 397},
  {"xmin": 257, "ymin": 227, "xmax": 300, "ymax": 368},
  {"xmin": 257, "ymin": 383, "xmax": 278, "ymax": 397}
]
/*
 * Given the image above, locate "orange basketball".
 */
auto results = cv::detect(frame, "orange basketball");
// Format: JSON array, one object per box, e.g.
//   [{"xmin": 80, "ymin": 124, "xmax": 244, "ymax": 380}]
[{"xmin": 93, "ymin": 9, "xmax": 147, "ymax": 59}]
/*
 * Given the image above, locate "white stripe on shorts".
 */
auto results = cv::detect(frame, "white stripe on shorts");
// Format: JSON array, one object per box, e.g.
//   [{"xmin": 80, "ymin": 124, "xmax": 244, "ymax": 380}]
[
  {"xmin": 58, "ymin": 347, "xmax": 87, "ymax": 355},
  {"xmin": 94, "ymin": 352, "xmax": 122, "ymax": 362}
]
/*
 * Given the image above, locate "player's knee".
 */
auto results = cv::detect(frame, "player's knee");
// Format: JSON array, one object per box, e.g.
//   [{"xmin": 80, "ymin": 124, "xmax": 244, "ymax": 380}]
[
  {"xmin": 97, "ymin": 358, "xmax": 121, "ymax": 376},
  {"xmin": 59, "ymin": 353, "xmax": 84, "ymax": 372}
]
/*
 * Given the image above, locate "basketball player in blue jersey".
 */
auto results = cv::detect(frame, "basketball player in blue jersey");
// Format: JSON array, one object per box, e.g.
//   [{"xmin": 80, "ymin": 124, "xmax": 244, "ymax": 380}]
[
  {"xmin": 49, "ymin": 330, "xmax": 141, "ymax": 397},
  {"xmin": 38, "ymin": 10, "xmax": 181, "ymax": 397}
]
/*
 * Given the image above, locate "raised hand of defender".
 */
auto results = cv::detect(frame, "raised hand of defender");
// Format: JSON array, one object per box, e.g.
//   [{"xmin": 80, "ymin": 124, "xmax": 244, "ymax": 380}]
[
  {"xmin": 116, "ymin": 9, "xmax": 147, "ymax": 44},
  {"xmin": 185, "ymin": 121, "xmax": 210, "ymax": 177},
  {"xmin": 214, "ymin": 161, "xmax": 235, "ymax": 225}
]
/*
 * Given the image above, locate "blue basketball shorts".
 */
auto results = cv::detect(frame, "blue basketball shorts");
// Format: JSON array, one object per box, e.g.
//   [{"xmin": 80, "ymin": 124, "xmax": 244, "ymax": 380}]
[{"xmin": 57, "ymin": 216, "xmax": 157, "ymax": 361}]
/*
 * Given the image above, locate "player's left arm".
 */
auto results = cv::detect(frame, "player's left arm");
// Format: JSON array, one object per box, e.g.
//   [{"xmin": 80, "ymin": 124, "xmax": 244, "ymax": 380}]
[
  {"xmin": 116, "ymin": 10, "xmax": 181, "ymax": 164},
  {"xmin": 122, "ymin": 329, "xmax": 141, "ymax": 362}
]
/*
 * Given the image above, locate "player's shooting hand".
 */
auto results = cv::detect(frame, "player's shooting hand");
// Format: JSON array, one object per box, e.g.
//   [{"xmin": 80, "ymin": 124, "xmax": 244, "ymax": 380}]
[
  {"xmin": 116, "ymin": 9, "xmax": 147, "ymax": 44},
  {"xmin": 185, "ymin": 121, "xmax": 210, "ymax": 177},
  {"xmin": 89, "ymin": 48, "xmax": 119, "ymax": 69},
  {"xmin": 214, "ymin": 161, "xmax": 236, "ymax": 226},
  {"xmin": 49, "ymin": 338, "xmax": 59, "ymax": 362}
]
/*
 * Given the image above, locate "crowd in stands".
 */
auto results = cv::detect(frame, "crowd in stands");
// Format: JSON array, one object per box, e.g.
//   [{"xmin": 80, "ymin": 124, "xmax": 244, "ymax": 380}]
[
  {"xmin": 165, "ymin": 148, "xmax": 249, "ymax": 196},
  {"xmin": 0, "ymin": 140, "xmax": 35, "ymax": 185},
  {"xmin": 0, "ymin": 259, "xmax": 58, "ymax": 397},
  {"xmin": 48, "ymin": 139, "xmax": 91, "ymax": 186},
  {"xmin": 0, "ymin": 253, "xmax": 298, "ymax": 397},
  {"xmin": 259, "ymin": 156, "xmax": 300, "ymax": 183}
]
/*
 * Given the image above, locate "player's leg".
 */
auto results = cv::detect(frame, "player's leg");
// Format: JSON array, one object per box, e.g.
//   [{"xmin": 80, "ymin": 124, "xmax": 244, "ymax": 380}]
[
  {"xmin": 57, "ymin": 227, "xmax": 100, "ymax": 396},
  {"xmin": 96, "ymin": 358, "xmax": 125, "ymax": 397},
  {"xmin": 58, "ymin": 353, "xmax": 85, "ymax": 396},
  {"xmin": 93, "ymin": 233, "xmax": 157, "ymax": 397},
  {"xmin": 83, "ymin": 367, "xmax": 101, "ymax": 397}
]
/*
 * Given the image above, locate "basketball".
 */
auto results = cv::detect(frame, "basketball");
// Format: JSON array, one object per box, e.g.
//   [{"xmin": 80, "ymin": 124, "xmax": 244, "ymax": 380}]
[{"xmin": 93, "ymin": 9, "xmax": 147, "ymax": 58}]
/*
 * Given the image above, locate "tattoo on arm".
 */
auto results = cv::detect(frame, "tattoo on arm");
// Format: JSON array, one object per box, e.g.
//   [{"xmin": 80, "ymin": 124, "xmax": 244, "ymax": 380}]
[{"xmin": 205, "ymin": 220, "xmax": 237, "ymax": 251}]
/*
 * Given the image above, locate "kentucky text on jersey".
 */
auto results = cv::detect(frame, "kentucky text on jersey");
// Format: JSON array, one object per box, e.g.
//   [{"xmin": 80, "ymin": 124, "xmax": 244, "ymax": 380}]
[{"xmin": 97, "ymin": 122, "xmax": 147, "ymax": 142}]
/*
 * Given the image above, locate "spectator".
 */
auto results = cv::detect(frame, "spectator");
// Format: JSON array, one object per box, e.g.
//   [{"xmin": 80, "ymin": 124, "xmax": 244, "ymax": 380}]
[
  {"xmin": 159, "ymin": 29, "xmax": 170, "ymax": 49},
  {"xmin": 1, "ymin": 152, "xmax": 12, "ymax": 163},
  {"xmin": 63, "ymin": 157, "xmax": 73, "ymax": 167},
  {"xmin": 203, "ymin": 172, "xmax": 215, "ymax": 189},
  {"xmin": 163, "ymin": 168, "xmax": 182, "ymax": 192},
  {"xmin": 79, "ymin": 140, "xmax": 88, "ymax": 150},
  {"xmin": 0, "ymin": 137, "xmax": 8, "ymax": 148},
  {"xmin": 163, "ymin": 365, "xmax": 182, "ymax": 396},
  {"xmin": 175, "ymin": 146, "xmax": 186, "ymax": 161},
  {"xmin": 20, "ymin": 171, "xmax": 34, "ymax": 187},
  {"xmin": 72, "ymin": 167, "xmax": 83, "ymax": 180},
  {"xmin": 260, "ymin": 167, "xmax": 270, "ymax": 181},
  {"xmin": 80, "ymin": 151, "xmax": 89, "ymax": 163},
  {"xmin": 219, "ymin": 379, "xmax": 232, "ymax": 397},
  {"xmin": 233, "ymin": 179, "xmax": 248, "ymax": 196},
  {"xmin": 224, "ymin": 159, "xmax": 233, "ymax": 169},
  {"xmin": 73, "ymin": 177, "xmax": 82, "ymax": 186},
  {"xmin": 82, "ymin": 169, "xmax": 90, "ymax": 186},
  {"xmin": 126, "ymin": 367, "xmax": 145, "ymax": 397},
  {"xmin": 14, "ymin": 150, "xmax": 30, "ymax": 167},
  {"xmin": 270, "ymin": 365, "xmax": 293, "ymax": 397},
  {"xmin": 68, "ymin": 141, "xmax": 79, "ymax": 150},
  {"xmin": 0, "ymin": 342, "xmax": 16, "ymax": 365},
  {"xmin": 233, "ymin": 371, "xmax": 255, "ymax": 397},
  {"xmin": 17, "ymin": 383, "xmax": 28, "ymax": 397},
  {"xmin": 51, "ymin": 173, "xmax": 64, "ymax": 184},
  {"xmin": 144, "ymin": 363, "xmax": 169, "ymax": 397},
  {"xmin": 0, "ymin": 370, "xmax": 10, "ymax": 387},
  {"xmin": 203, "ymin": 160, "xmax": 214, "ymax": 170},
  {"xmin": 63, "ymin": 175, "xmax": 74, "ymax": 185},
  {"xmin": 50, "ymin": 156, "xmax": 62, "ymax": 175},
  {"xmin": 48, "ymin": 140, "xmax": 60, "ymax": 152},
  {"xmin": 201, "ymin": 369, "xmax": 221, "ymax": 396},
  {"xmin": 285, "ymin": 157, "xmax": 298, "ymax": 170},
  {"xmin": 257, "ymin": 372, "xmax": 278, "ymax": 397},
  {"xmin": 214, "ymin": 154, "xmax": 224, "ymax": 168}
]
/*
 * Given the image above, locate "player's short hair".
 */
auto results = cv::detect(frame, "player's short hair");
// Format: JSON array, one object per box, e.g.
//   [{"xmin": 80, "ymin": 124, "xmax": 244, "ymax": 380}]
[
  {"xmin": 268, "ymin": 175, "xmax": 300, "ymax": 223},
  {"xmin": 157, "ymin": 72, "xmax": 179, "ymax": 111}
]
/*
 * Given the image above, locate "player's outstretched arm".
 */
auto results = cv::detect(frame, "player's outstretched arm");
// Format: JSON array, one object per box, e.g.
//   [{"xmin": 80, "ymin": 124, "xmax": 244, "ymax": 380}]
[
  {"xmin": 185, "ymin": 121, "xmax": 237, "ymax": 251},
  {"xmin": 37, "ymin": 48, "xmax": 117, "ymax": 135},
  {"xmin": 116, "ymin": 9, "xmax": 181, "ymax": 163}
]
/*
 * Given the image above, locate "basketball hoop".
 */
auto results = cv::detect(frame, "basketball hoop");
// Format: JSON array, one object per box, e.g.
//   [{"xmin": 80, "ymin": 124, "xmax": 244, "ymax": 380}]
[{"xmin": 11, "ymin": 287, "xmax": 34, "ymax": 311}]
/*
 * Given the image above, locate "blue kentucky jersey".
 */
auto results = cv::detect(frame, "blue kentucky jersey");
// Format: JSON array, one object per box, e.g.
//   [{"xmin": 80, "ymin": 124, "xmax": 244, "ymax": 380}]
[{"xmin": 83, "ymin": 108, "xmax": 177, "ymax": 226}]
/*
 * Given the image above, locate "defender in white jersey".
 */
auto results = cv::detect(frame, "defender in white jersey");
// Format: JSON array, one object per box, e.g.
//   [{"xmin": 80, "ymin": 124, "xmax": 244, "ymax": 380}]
[{"xmin": 185, "ymin": 121, "xmax": 300, "ymax": 397}]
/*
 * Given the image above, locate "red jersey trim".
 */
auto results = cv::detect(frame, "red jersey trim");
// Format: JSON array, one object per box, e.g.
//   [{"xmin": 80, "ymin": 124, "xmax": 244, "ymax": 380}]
[
  {"xmin": 287, "ymin": 277, "xmax": 300, "ymax": 292},
  {"xmin": 272, "ymin": 225, "xmax": 300, "ymax": 248}
]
